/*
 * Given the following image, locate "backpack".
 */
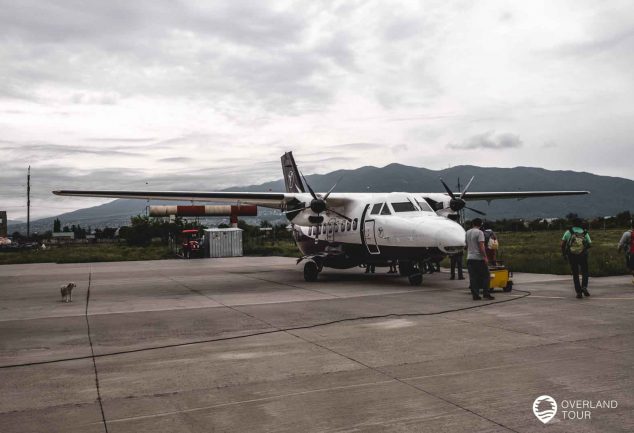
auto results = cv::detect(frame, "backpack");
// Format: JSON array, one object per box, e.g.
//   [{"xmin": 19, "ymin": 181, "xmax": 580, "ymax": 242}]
[
  {"xmin": 567, "ymin": 229, "xmax": 587, "ymax": 255},
  {"xmin": 484, "ymin": 230, "xmax": 498, "ymax": 250},
  {"xmin": 630, "ymin": 230, "xmax": 634, "ymax": 254},
  {"xmin": 487, "ymin": 237, "xmax": 499, "ymax": 250}
]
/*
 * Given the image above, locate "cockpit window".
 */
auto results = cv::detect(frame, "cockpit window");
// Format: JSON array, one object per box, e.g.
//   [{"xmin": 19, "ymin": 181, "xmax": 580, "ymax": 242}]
[
  {"xmin": 380, "ymin": 203, "xmax": 391, "ymax": 215},
  {"xmin": 391, "ymin": 201, "xmax": 417, "ymax": 212},
  {"xmin": 370, "ymin": 203, "xmax": 382, "ymax": 215},
  {"xmin": 415, "ymin": 199, "xmax": 434, "ymax": 212}
]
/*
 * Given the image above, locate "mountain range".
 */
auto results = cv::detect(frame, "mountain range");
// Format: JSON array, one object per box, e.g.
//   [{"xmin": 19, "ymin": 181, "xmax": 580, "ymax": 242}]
[{"xmin": 7, "ymin": 164, "xmax": 634, "ymax": 234}]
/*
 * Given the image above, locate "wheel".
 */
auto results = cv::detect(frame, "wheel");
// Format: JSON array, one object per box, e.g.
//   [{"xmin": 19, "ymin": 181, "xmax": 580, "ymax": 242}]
[
  {"xmin": 304, "ymin": 261, "xmax": 319, "ymax": 282},
  {"xmin": 503, "ymin": 281, "xmax": 513, "ymax": 292},
  {"xmin": 399, "ymin": 261, "xmax": 412, "ymax": 277},
  {"xmin": 408, "ymin": 272, "xmax": 423, "ymax": 286}
]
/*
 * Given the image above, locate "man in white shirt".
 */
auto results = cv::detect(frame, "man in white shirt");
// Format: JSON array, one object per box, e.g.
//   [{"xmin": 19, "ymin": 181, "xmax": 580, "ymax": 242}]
[{"xmin": 465, "ymin": 218, "xmax": 493, "ymax": 301}]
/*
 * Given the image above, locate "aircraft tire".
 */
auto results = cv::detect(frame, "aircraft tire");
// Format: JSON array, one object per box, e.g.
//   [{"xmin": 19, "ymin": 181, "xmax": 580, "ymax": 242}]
[
  {"xmin": 304, "ymin": 261, "xmax": 319, "ymax": 282},
  {"xmin": 399, "ymin": 261, "xmax": 413, "ymax": 277},
  {"xmin": 408, "ymin": 273, "xmax": 423, "ymax": 286}
]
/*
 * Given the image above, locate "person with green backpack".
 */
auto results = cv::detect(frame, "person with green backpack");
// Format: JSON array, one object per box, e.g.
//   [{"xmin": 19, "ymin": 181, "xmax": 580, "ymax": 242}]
[
  {"xmin": 561, "ymin": 218, "xmax": 592, "ymax": 298},
  {"xmin": 617, "ymin": 220, "xmax": 634, "ymax": 285}
]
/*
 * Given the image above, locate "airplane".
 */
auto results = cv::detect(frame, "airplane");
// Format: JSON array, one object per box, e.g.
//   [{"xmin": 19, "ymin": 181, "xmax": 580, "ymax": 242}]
[{"xmin": 54, "ymin": 152, "xmax": 589, "ymax": 285}]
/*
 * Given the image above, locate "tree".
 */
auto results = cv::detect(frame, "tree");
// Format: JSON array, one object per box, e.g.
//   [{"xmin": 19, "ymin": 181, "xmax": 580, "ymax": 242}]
[{"xmin": 53, "ymin": 218, "xmax": 61, "ymax": 232}]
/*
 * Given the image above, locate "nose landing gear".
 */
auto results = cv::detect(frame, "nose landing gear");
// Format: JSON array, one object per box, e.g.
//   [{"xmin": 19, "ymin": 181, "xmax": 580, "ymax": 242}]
[
  {"xmin": 303, "ymin": 259, "xmax": 323, "ymax": 282},
  {"xmin": 399, "ymin": 261, "xmax": 423, "ymax": 286}
]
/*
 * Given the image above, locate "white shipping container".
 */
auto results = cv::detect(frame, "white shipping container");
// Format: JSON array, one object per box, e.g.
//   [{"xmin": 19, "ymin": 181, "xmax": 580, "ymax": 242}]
[{"xmin": 204, "ymin": 228, "xmax": 243, "ymax": 258}]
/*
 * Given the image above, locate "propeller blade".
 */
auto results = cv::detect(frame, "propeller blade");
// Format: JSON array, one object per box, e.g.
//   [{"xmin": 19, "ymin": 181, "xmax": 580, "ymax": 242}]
[
  {"xmin": 299, "ymin": 170, "xmax": 317, "ymax": 200},
  {"xmin": 326, "ymin": 208, "xmax": 352, "ymax": 222},
  {"xmin": 465, "ymin": 206, "xmax": 486, "ymax": 216},
  {"xmin": 439, "ymin": 178, "xmax": 456, "ymax": 199},
  {"xmin": 459, "ymin": 176, "xmax": 475, "ymax": 200},
  {"xmin": 323, "ymin": 174, "xmax": 344, "ymax": 200}
]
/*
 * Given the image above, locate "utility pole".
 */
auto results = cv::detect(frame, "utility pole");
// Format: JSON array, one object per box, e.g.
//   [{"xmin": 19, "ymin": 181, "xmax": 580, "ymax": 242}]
[{"xmin": 27, "ymin": 165, "xmax": 31, "ymax": 240}]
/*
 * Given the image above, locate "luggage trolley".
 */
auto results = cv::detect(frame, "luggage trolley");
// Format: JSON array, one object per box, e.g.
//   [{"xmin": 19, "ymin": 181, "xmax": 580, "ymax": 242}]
[{"xmin": 489, "ymin": 262, "xmax": 513, "ymax": 292}]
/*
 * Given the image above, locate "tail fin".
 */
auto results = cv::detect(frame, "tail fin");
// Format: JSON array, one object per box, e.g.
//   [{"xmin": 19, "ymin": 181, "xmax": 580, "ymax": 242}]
[{"xmin": 280, "ymin": 152, "xmax": 305, "ymax": 193}]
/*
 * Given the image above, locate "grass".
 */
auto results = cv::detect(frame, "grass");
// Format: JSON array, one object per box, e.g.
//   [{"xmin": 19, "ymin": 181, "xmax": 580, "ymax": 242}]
[
  {"xmin": 488, "ymin": 229, "xmax": 628, "ymax": 277},
  {"xmin": 0, "ymin": 243, "xmax": 172, "ymax": 265},
  {"xmin": 244, "ymin": 241, "xmax": 299, "ymax": 257},
  {"xmin": 1, "ymin": 230, "xmax": 629, "ymax": 277}
]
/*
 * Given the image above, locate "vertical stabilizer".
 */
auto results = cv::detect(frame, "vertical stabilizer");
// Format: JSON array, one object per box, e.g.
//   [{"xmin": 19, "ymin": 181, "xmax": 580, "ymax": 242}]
[{"xmin": 280, "ymin": 152, "xmax": 305, "ymax": 193}]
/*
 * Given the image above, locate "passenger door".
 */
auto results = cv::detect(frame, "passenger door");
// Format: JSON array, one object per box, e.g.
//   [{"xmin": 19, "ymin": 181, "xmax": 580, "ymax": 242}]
[{"xmin": 364, "ymin": 219, "xmax": 380, "ymax": 254}]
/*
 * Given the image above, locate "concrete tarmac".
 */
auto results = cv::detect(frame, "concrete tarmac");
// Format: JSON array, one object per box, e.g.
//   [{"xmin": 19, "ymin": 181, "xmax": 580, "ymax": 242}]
[{"xmin": 1, "ymin": 257, "xmax": 632, "ymax": 432}]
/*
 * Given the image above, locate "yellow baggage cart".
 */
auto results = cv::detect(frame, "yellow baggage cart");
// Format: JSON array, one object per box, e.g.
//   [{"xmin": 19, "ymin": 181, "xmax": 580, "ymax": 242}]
[{"xmin": 489, "ymin": 264, "xmax": 513, "ymax": 292}]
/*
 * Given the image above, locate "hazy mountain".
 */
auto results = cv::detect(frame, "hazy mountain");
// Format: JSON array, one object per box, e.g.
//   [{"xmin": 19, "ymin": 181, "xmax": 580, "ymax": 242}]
[{"xmin": 8, "ymin": 164, "xmax": 634, "ymax": 234}]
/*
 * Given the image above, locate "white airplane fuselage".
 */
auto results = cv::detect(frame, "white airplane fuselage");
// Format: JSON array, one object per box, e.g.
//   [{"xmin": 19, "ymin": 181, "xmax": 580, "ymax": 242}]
[{"xmin": 287, "ymin": 192, "xmax": 465, "ymax": 269}]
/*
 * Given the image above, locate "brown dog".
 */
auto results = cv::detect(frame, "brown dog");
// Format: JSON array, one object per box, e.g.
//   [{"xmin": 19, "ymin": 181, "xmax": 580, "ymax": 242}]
[{"xmin": 60, "ymin": 282, "xmax": 76, "ymax": 303}]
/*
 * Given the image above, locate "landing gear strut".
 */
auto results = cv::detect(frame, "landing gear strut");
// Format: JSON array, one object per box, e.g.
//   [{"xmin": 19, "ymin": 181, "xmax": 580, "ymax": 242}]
[
  {"xmin": 304, "ymin": 260, "xmax": 320, "ymax": 282},
  {"xmin": 400, "ymin": 261, "xmax": 423, "ymax": 286}
]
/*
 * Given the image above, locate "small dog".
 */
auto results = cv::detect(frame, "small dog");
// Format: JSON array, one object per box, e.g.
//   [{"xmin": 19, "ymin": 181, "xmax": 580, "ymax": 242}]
[{"xmin": 60, "ymin": 282, "xmax": 76, "ymax": 303}]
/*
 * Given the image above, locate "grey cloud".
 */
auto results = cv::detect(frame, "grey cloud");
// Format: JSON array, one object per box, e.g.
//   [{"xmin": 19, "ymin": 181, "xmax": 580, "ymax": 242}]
[
  {"xmin": 0, "ymin": 1, "xmax": 341, "ymax": 113},
  {"xmin": 447, "ymin": 131, "xmax": 523, "ymax": 150},
  {"xmin": 326, "ymin": 143, "xmax": 385, "ymax": 151},
  {"xmin": 391, "ymin": 144, "xmax": 408, "ymax": 153},
  {"xmin": 87, "ymin": 137, "xmax": 156, "ymax": 143},
  {"xmin": 383, "ymin": 17, "xmax": 422, "ymax": 41},
  {"xmin": 554, "ymin": 28, "xmax": 634, "ymax": 57},
  {"xmin": 0, "ymin": 141, "xmax": 143, "ymax": 157}
]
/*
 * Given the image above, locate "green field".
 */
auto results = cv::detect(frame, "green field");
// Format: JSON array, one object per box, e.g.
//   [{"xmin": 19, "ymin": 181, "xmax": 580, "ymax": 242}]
[
  {"xmin": 492, "ymin": 229, "xmax": 628, "ymax": 277},
  {"xmin": 0, "ymin": 244, "xmax": 172, "ymax": 265},
  {"xmin": 1, "ymin": 230, "xmax": 630, "ymax": 277}
]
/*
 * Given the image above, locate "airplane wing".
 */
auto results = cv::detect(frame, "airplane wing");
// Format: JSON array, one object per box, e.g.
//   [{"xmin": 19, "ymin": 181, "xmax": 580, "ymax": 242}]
[
  {"xmin": 460, "ymin": 191, "xmax": 589, "ymax": 201},
  {"xmin": 52, "ymin": 190, "xmax": 301, "ymax": 209}
]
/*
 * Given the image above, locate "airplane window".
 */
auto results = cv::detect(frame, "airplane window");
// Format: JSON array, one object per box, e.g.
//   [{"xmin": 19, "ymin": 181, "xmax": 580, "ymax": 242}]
[
  {"xmin": 415, "ymin": 199, "xmax": 434, "ymax": 212},
  {"xmin": 346, "ymin": 221, "xmax": 351, "ymax": 231},
  {"xmin": 392, "ymin": 201, "xmax": 417, "ymax": 212},
  {"xmin": 380, "ymin": 203, "xmax": 391, "ymax": 215},
  {"xmin": 353, "ymin": 218, "xmax": 358, "ymax": 230},
  {"xmin": 370, "ymin": 203, "xmax": 382, "ymax": 215}
]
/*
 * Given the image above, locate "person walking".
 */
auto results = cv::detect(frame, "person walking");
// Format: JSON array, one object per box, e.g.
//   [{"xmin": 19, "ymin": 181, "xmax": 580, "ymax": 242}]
[
  {"xmin": 482, "ymin": 223, "xmax": 499, "ymax": 266},
  {"xmin": 450, "ymin": 251, "xmax": 464, "ymax": 280},
  {"xmin": 466, "ymin": 218, "xmax": 493, "ymax": 300},
  {"xmin": 561, "ymin": 218, "xmax": 592, "ymax": 298},
  {"xmin": 617, "ymin": 221, "xmax": 634, "ymax": 284}
]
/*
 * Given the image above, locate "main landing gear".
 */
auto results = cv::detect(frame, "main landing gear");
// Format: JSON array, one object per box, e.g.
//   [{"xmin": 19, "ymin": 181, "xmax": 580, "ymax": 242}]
[{"xmin": 303, "ymin": 260, "xmax": 323, "ymax": 282}]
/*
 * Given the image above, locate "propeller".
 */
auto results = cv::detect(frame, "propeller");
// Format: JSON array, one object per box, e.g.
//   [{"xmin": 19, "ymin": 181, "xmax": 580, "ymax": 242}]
[
  {"xmin": 283, "ymin": 173, "xmax": 352, "ymax": 221},
  {"xmin": 439, "ymin": 176, "xmax": 486, "ymax": 217}
]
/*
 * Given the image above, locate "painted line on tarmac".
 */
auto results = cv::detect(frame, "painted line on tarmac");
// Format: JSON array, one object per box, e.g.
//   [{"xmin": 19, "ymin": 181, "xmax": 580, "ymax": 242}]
[{"xmin": 511, "ymin": 295, "xmax": 634, "ymax": 300}]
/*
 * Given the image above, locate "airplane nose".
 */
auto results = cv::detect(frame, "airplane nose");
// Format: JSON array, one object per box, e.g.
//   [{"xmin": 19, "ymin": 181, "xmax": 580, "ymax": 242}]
[{"xmin": 436, "ymin": 226, "xmax": 465, "ymax": 254}]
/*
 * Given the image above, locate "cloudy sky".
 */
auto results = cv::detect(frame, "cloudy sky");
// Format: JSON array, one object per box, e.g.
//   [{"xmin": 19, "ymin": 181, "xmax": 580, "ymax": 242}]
[{"xmin": 1, "ymin": 0, "xmax": 633, "ymax": 220}]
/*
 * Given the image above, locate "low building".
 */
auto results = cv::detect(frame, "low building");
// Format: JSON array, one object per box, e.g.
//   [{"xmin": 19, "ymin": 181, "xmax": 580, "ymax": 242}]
[{"xmin": 51, "ymin": 232, "xmax": 75, "ymax": 244}]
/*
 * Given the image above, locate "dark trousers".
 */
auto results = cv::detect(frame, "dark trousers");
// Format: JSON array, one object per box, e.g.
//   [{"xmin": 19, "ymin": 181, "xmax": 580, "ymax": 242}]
[
  {"xmin": 568, "ymin": 254, "xmax": 589, "ymax": 293},
  {"xmin": 450, "ymin": 253, "xmax": 464, "ymax": 278},
  {"xmin": 467, "ymin": 259, "xmax": 490, "ymax": 298}
]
